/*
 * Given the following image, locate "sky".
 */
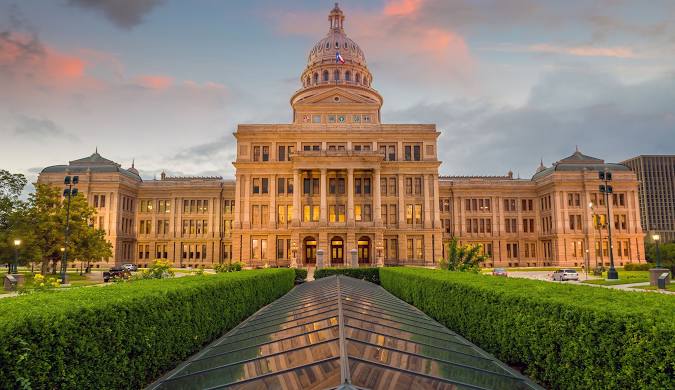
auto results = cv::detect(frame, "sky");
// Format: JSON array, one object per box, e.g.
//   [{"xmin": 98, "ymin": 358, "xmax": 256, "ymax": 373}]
[{"xmin": 1, "ymin": 0, "xmax": 674, "ymax": 188}]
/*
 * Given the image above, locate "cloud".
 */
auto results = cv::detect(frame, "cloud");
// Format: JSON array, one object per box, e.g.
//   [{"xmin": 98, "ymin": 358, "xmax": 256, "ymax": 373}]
[
  {"xmin": 385, "ymin": 68, "xmax": 675, "ymax": 177},
  {"xmin": 526, "ymin": 44, "xmax": 636, "ymax": 59},
  {"xmin": 275, "ymin": 1, "xmax": 475, "ymax": 89},
  {"xmin": 136, "ymin": 74, "xmax": 173, "ymax": 89},
  {"xmin": 384, "ymin": 0, "xmax": 423, "ymax": 16},
  {"xmin": 68, "ymin": 0, "xmax": 166, "ymax": 29},
  {"xmin": 13, "ymin": 114, "xmax": 79, "ymax": 141}
]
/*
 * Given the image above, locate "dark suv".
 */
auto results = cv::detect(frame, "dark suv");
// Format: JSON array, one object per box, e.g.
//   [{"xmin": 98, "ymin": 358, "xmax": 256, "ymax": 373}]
[{"xmin": 103, "ymin": 267, "xmax": 131, "ymax": 282}]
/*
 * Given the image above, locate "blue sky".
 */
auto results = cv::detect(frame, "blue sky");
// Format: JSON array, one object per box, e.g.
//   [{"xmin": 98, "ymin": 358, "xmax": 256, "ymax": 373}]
[{"xmin": 1, "ymin": 0, "xmax": 674, "ymax": 185}]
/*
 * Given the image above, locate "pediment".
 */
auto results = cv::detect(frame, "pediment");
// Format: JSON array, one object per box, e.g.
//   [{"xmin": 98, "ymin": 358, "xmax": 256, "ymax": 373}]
[{"xmin": 297, "ymin": 87, "xmax": 377, "ymax": 105}]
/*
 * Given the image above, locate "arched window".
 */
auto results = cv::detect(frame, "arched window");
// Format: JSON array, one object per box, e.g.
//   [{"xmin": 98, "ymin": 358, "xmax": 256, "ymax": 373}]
[
  {"xmin": 345, "ymin": 71, "xmax": 351, "ymax": 81},
  {"xmin": 334, "ymin": 69, "xmax": 340, "ymax": 81},
  {"xmin": 355, "ymin": 73, "xmax": 361, "ymax": 83},
  {"xmin": 364, "ymin": 77, "xmax": 369, "ymax": 86},
  {"xmin": 323, "ymin": 70, "xmax": 329, "ymax": 82},
  {"xmin": 344, "ymin": 42, "xmax": 348, "ymax": 49},
  {"xmin": 306, "ymin": 76, "xmax": 310, "ymax": 86},
  {"xmin": 326, "ymin": 42, "xmax": 330, "ymax": 49},
  {"xmin": 313, "ymin": 73, "xmax": 319, "ymax": 84}
]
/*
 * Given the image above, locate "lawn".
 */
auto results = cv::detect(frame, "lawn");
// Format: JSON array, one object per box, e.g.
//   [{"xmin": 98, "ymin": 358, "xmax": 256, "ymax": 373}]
[
  {"xmin": 581, "ymin": 270, "xmax": 650, "ymax": 285},
  {"xmin": 631, "ymin": 284, "xmax": 675, "ymax": 292},
  {"xmin": 1, "ymin": 271, "xmax": 101, "ymax": 291}
]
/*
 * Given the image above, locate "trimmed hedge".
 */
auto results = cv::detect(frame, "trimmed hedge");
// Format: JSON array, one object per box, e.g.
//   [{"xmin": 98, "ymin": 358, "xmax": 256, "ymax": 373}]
[
  {"xmin": 623, "ymin": 263, "xmax": 654, "ymax": 271},
  {"xmin": 294, "ymin": 268, "xmax": 307, "ymax": 283},
  {"xmin": 380, "ymin": 267, "xmax": 675, "ymax": 390},
  {"xmin": 0, "ymin": 269, "xmax": 294, "ymax": 389},
  {"xmin": 314, "ymin": 267, "xmax": 380, "ymax": 284}
]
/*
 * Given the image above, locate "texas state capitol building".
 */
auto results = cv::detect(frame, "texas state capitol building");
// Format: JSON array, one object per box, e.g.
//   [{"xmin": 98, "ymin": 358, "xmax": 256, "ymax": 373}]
[{"xmin": 38, "ymin": 4, "xmax": 645, "ymax": 269}]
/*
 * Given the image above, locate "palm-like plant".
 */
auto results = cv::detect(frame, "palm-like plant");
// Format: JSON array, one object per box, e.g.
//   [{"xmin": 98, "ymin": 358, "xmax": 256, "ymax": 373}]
[{"xmin": 440, "ymin": 237, "xmax": 486, "ymax": 272}]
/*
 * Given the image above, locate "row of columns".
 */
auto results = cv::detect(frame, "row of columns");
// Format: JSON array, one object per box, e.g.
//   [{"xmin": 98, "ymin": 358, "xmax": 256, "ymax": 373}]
[{"xmin": 234, "ymin": 169, "xmax": 442, "ymax": 228}]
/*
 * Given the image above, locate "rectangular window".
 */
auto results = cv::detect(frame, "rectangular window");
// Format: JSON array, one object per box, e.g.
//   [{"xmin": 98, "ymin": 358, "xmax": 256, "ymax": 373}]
[
  {"xmin": 388, "ymin": 145, "xmax": 396, "ymax": 161},
  {"xmin": 252, "ymin": 178, "xmax": 260, "ymax": 194},
  {"xmin": 261, "ymin": 178, "xmax": 269, "ymax": 194},
  {"xmin": 406, "ymin": 205, "xmax": 413, "ymax": 225},
  {"xmin": 312, "ymin": 205, "xmax": 320, "ymax": 222},
  {"xmin": 278, "ymin": 205, "xmax": 287, "ymax": 225},
  {"xmin": 413, "ymin": 145, "xmax": 421, "ymax": 161},
  {"xmin": 405, "ymin": 178, "xmax": 413, "ymax": 195},
  {"xmin": 262, "ymin": 146, "xmax": 269, "ymax": 161},
  {"xmin": 94, "ymin": 195, "xmax": 99, "ymax": 208},
  {"xmin": 364, "ymin": 178, "xmax": 371, "ymax": 194},
  {"xmin": 405, "ymin": 145, "xmax": 412, "ymax": 161},
  {"xmin": 287, "ymin": 178, "xmax": 293, "ymax": 194},
  {"xmin": 363, "ymin": 205, "xmax": 372, "ymax": 222},
  {"xmin": 380, "ymin": 178, "xmax": 387, "ymax": 196},
  {"xmin": 329, "ymin": 178, "xmax": 336, "ymax": 194},
  {"xmin": 337, "ymin": 178, "xmax": 345, "ymax": 194},
  {"xmin": 414, "ymin": 204, "xmax": 422, "ymax": 225},
  {"xmin": 414, "ymin": 178, "xmax": 422, "ymax": 195},
  {"xmin": 389, "ymin": 178, "xmax": 396, "ymax": 195},
  {"xmin": 389, "ymin": 204, "xmax": 396, "ymax": 225},
  {"xmin": 278, "ymin": 145, "xmax": 286, "ymax": 162},
  {"xmin": 355, "ymin": 178, "xmax": 362, "ymax": 195},
  {"xmin": 355, "ymin": 205, "xmax": 362, "ymax": 221},
  {"xmin": 253, "ymin": 146, "xmax": 261, "ymax": 162},
  {"xmin": 278, "ymin": 178, "xmax": 285, "ymax": 194},
  {"xmin": 303, "ymin": 178, "xmax": 311, "ymax": 195}
]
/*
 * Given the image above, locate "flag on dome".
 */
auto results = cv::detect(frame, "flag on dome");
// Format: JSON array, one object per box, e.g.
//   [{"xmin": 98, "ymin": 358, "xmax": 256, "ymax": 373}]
[{"xmin": 336, "ymin": 51, "xmax": 345, "ymax": 64}]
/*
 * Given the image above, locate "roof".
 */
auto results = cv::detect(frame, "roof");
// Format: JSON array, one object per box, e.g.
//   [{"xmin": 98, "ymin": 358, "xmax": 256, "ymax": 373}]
[
  {"xmin": 148, "ymin": 275, "xmax": 542, "ymax": 390},
  {"xmin": 41, "ymin": 152, "xmax": 142, "ymax": 181},
  {"xmin": 532, "ymin": 149, "xmax": 630, "ymax": 180}
]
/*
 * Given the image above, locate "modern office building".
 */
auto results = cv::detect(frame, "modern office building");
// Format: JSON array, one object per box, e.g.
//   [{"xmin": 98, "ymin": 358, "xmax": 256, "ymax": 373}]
[
  {"xmin": 37, "ymin": 4, "xmax": 645, "ymax": 268},
  {"xmin": 622, "ymin": 155, "xmax": 675, "ymax": 243}
]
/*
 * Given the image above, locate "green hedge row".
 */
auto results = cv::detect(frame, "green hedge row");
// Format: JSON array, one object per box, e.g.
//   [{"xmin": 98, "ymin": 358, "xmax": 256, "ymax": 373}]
[
  {"xmin": 314, "ymin": 267, "xmax": 380, "ymax": 284},
  {"xmin": 294, "ymin": 268, "xmax": 307, "ymax": 283},
  {"xmin": 380, "ymin": 267, "xmax": 675, "ymax": 390},
  {"xmin": 623, "ymin": 263, "xmax": 654, "ymax": 271},
  {"xmin": 0, "ymin": 269, "xmax": 294, "ymax": 389}
]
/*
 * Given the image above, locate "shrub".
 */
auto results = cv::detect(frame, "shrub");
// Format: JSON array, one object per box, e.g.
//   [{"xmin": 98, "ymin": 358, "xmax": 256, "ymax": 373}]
[
  {"xmin": 380, "ymin": 267, "xmax": 675, "ymax": 390},
  {"xmin": 314, "ymin": 267, "xmax": 380, "ymax": 284},
  {"xmin": 134, "ymin": 259, "xmax": 175, "ymax": 280},
  {"xmin": 624, "ymin": 262, "xmax": 654, "ymax": 271},
  {"xmin": 0, "ymin": 268, "xmax": 294, "ymax": 389},
  {"xmin": 214, "ymin": 262, "xmax": 244, "ymax": 273},
  {"xmin": 294, "ymin": 268, "xmax": 307, "ymax": 283}
]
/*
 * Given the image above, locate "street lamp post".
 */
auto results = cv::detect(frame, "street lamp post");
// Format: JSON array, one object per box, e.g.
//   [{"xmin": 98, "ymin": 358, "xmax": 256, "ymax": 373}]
[
  {"xmin": 589, "ymin": 202, "xmax": 603, "ymax": 270},
  {"xmin": 61, "ymin": 175, "xmax": 79, "ymax": 284},
  {"xmin": 12, "ymin": 239, "xmax": 21, "ymax": 274},
  {"xmin": 652, "ymin": 234, "xmax": 661, "ymax": 268},
  {"xmin": 599, "ymin": 170, "xmax": 618, "ymax": 280}
]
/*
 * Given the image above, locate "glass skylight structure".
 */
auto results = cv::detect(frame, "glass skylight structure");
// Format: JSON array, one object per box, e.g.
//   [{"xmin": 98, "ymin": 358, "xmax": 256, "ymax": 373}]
[{"xmin": 149, "ymin": 275, "xmax": 542, "ymax": 389}]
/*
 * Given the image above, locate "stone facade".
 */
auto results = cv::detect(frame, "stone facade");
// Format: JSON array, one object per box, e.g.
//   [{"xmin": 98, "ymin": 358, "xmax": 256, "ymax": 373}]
[{"xmin": 37, "ymin": 4, "xmax": 645, "ymax": 269}]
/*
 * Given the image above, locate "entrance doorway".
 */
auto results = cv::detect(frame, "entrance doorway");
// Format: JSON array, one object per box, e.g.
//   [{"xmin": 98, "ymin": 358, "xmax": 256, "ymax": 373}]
[
  {"xmin": 304, "ymin": 237, "xmax": 317, "ymax": 265},
  {"xmin": 358, "ymin": 236, "xmax": 371, "ymax": 264},
  {"xmin": 330, "ymin": 237, "xmax": 344, "ymax": 265}
]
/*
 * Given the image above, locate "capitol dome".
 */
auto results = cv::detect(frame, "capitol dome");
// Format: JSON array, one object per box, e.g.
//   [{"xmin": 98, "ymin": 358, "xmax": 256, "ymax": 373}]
[{"xmin": 307, "ymin": 3, "xmax": 366, "ymax": 67}]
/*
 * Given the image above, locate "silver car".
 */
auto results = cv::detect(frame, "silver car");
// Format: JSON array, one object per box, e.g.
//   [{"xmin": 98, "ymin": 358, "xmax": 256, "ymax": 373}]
[{"xmin": 552, "ymin": 269, "xmax": 579, "ymax": 281}]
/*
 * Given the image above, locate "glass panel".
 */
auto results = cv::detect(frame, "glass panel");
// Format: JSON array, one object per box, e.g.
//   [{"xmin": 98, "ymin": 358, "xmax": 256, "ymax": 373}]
[
  {"xmin": 228, "ymin": 359, "xmax": 341, "ymax": 390},
  {"xmin": 158, "ymin": 342, "xmax": 340, "ymax": 389},
  {"xmin": 345, "ymin": 317, "xmax": 479, "ymax": 356},
  {"xmin": 346, "ymin": 327, "xmax": 508, "ymax": 375},
  {"xmin": 349, "ymin": 359, "xmax": 459, "ymax": 390},
  {"xmin": 349, "ymin": 343, "xmax": 532, "ymax": 390},
  {"xmin": 178, "ymin": 328, "xmax": 339, "ymax": 377},
  {"xmin": 209, "ymin": 317, "xmax": 339, "ymax": 355}
]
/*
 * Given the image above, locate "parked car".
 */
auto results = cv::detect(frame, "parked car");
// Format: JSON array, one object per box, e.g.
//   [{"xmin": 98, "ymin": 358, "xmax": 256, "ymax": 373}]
[
  {"xmin": 492, "ymin": 268, "xmax": 508, "ymax": 277},
  {"xmin": 103, "ymin": 267, "xmax": 131, "ymax": 282},
  {"xmin": 122, "ymin": 263, "xmax": 138, "ymax": 272},
  {"xmin": 552, "ymin": 269, "xmax": 579, "ymax": 281}
]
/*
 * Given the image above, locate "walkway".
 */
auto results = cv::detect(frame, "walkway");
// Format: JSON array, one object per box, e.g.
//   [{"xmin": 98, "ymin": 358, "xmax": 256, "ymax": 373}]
[{"xmin": 148, "ymin": 275, "xmax": 542, "ymax": 390}]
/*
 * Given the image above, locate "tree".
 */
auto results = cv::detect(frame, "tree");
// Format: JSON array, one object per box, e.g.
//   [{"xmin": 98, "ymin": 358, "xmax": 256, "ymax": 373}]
[
  {"xmin": 25, "ymin": 184, "xmax": 104, "ymax": 274},
  {"xmin": 73, "ymin": 227, "xmax": 112, "ymax": 272},
  {"xmin": 440, "ymin": 237, "xmax": 486, "ymax": 272},
  {"xmin": 645, "ymin": 242, "xmax": 675, "ymax": 269},
  {"xmin": 0, "ymin": 170, "xmax": 28, "ymax": 266}
]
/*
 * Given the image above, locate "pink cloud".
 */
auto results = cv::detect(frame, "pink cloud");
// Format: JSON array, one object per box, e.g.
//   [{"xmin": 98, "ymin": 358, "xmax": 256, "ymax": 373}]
[
  {"xmin": 384, "ymin": 0, "xmax": 423, "ymax": 16},
  {"xmin": 274, "ymin": 3, "xmax": 474, "ymax": 86},
  {"xmin": 527, "ymin": 44, "xmax": 636, "ymax": 58},
  {"xmin": 136, "ymin": 75, "xmax": 174, "ymax": 89}
]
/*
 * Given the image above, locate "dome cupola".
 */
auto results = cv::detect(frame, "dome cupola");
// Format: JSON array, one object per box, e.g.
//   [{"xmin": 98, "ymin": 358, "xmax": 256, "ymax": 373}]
[{"xmin": 290, "ymin": 3, "xmax": 383, "ymax": 124}]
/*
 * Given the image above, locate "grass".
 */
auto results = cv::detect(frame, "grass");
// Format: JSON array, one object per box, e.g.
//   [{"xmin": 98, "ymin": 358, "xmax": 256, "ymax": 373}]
[
  {"xmin": 482, "ymin": 266, "xmax": 581, "ymax": 273},
  {"xmin": 581, "ymin": 270, "xmax": 650, "ymax": 285},
  {"xmin": 1, "ymin": 271, "xmax": 102, "ymax": 292},
  {"xmin": 631, "ymin": 284, "xmax": 675, "ymax": 292}
]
